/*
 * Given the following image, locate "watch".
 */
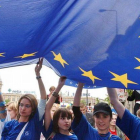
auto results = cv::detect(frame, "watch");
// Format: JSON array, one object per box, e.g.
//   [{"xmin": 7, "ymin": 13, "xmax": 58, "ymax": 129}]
[
  {"xmin": 36, "ymin": 76, "xmax": 41, "ymax": 79},
  {"xmin": 52, "ymin": 92, "xmax": 59, "ymax": 98}
]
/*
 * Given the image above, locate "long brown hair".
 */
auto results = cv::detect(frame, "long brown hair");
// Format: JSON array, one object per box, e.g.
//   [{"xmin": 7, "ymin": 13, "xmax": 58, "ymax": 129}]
[
  {"xmin": 53, "ymin": 108, "xmax": 72, "ymax": 133},
  {"xmin": 17, "ymin": 94, "xmax": 38, "ymax": 120}
]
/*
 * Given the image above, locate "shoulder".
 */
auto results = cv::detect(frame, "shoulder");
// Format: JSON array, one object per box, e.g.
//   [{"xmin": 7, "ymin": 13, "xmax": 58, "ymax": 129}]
[
  {"xmin": 111, "ymin": 134, "xmax": 121, "ymax": 140},
  {"xmin": 3, "ymin": 120, "xmax": 18, "ymax": 132},
  {"xmin": 5, "ymin": 119, "xmax": 17, "ymax": 126}
]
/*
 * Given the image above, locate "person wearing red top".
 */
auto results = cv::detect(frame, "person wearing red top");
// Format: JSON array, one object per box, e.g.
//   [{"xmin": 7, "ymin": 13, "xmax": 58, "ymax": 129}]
[{"xmin": 109, "ymin": 112, "xmax": 125, "ymax": 140}]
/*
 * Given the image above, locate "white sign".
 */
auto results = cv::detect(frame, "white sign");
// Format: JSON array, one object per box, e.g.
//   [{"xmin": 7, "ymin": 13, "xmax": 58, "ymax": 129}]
[{"xmin": 116, "ymin": 88, "xmax": 126, "ymax": 102}]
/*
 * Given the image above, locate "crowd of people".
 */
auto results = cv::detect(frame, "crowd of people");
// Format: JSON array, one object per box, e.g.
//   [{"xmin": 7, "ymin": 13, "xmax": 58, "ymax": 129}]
[{"xmin": 0, "ymin": 58, "xmax": 140, "ymax": 140}]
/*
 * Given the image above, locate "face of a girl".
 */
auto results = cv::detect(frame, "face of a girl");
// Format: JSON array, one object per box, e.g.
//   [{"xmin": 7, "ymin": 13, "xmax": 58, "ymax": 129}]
[
  {"xmin": 19, "ymin": 98, "xmax": 32, "ymax": 117},
  {"xmin": 7, "ymin": 108, "xmax": 17, "ymax": 120},
  {"xmin": 58, "ymin": 115, "xmax": 72, "ymax": 132}
]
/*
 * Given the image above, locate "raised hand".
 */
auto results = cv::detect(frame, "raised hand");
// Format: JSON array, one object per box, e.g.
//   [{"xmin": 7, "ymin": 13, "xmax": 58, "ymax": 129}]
[
  {"xmin": 35, "ymin": 58, "xmax": 43, "ymax": 76},
  {"xmin": 58, "ymin": 76, "xmax": 66, "ymax": 87}
]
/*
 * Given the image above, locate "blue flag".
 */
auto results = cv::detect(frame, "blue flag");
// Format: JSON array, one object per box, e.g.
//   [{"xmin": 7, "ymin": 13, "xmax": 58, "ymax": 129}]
[{"xmin": 0, "ymin": 0, "xmax": 140, "ymax": 89}]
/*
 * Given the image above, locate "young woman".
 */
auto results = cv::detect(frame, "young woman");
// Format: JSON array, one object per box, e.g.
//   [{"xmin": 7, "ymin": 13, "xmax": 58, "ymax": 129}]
[
  {"xmin": 109, "ymin": 112, "xmax": 125, "ymax": 140},
  {"xmin": 43, "ymin": 77, "xmax": 78, "ymax": 140},
  {"xmin": 6, "ymin": 102, "xmax": 18, "ymax": 120},
  {"xmin": 1, "ymin": 58, "xmax": 47, "ymax": 140},
  {"xmin": 71, "ymin": 83, "xmax": 121, "ymax": 140}
]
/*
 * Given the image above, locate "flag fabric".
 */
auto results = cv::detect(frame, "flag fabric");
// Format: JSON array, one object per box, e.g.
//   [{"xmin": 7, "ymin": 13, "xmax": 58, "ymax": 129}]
[{"xmin": 0, "ymin": 0, "xmax": 140, "ymax": 89}]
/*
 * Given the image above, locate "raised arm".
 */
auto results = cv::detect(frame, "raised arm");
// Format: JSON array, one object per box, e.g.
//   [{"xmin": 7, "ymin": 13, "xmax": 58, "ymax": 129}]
[
  {"xmin": 107, "ymin": 88, "xmax": 125, "ymax": 119},
  {"xmin": 0, "ymin": 85, "xmax": 7, "ymax": 121},
  {"xmin": 35, "ymin": 58, "xmax": 47, "ymax": 100},
  {"xmin": 73, "ymin": 83, "xmax": 84, "ymax": 106},
  {"xmin": 35, "ymin": 58, "xmax": 47, "ymax": 121},
  {"xmin": 44, "ymin": 76, "xmax": 66, "ymax": 130},
  {"xmin": 72, "ymin": 83, "xmax": 84, "ymax": 124}
]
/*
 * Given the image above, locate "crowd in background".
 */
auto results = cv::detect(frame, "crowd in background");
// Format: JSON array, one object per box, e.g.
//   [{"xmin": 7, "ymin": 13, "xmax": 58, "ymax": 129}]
[{"xmin": 0, "ymin": 58, "xmax": 140, "ymax": 140}]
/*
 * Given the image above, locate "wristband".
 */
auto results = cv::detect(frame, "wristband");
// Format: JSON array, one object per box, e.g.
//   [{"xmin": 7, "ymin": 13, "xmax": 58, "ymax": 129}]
[
  {"xmin": 0, "ymin": 109, "xmax": 6, "ymax": 114},
  {"xmin": 0, "ymin": 118, "xmax": 5, "ymax": 122},
  {"xmin": 52, "ymin": 92, "xmax": 59, "ymax": 98},
  {"xmin": 36, "ymin": 76, "xmax": 41, "ymax": 79},
  {"xmin": 0, "ymin": 101, "xmax": 6, "ymax": 107}
]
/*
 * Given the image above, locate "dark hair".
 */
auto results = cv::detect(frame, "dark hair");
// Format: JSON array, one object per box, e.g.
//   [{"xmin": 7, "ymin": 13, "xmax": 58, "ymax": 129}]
[
  {"xmin": 53, "ymin": 108, "xmax": 72, "ymax": 133},
  {"xmin": 17, "ymin": 94, "xmax": 38, "ymax": 120}
]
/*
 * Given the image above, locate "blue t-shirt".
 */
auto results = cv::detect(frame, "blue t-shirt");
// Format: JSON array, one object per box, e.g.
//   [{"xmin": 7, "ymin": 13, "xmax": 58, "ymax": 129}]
[
  {"xmin": 42, "ymin": 121, "xmax": 78, "ymax": 140},
  {"xmin": 2, "ymin": 109, "xmax": 43, "ymax": 140},
  {"xmin": 72, "ymin": 114, "xmax": 121, "ymax": 140},
  {"xmin": 117, "ymin": 109, "xmax": 140, "ymax": 140}
]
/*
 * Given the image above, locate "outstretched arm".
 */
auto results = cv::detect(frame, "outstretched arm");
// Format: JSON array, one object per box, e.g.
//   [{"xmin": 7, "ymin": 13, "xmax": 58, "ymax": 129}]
[
  {"xmin": 35, "ymin": 58, "xmax": 47, "ymax": 100},
  {"xmin": 44, "ymin": 76, "xmax": 66, "ymax": 130},
  {"xmin": 107, "ymin": 88, "xmax": 125, "ymax": 119},
  {"xmin": 73, "ymin": 83, "xmax": 84, "ymax": 106},
  {"xmin": 72, "ymin": 83, "xmax": 84, "ymax": 124},
  {"xmin": 35, "ymin": 58, "xmax": 47, "ymax": 121}
]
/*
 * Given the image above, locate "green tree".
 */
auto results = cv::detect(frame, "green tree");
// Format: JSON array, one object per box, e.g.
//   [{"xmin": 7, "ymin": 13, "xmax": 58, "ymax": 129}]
[
  {"xmin": 80, "ymin": 99, "xmax": 86, "ymax": 106},
  {"xmin": 5, "ymin": 99, "xmax": 10, "ymax": 104},
  {"xmin": 95, "ymin": 98, "xmax": 100, "ymax": 104},
  {"xmin": 104, "ymin": 95, "xmax": 111, "ymax": 105},
  {"xmin": 126, "ymin": 89, "xmax": 133, "ymax": 96}
]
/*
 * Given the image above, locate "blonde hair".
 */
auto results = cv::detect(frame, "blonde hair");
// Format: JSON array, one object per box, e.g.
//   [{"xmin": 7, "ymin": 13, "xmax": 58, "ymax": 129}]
[
  {"xmin": 17, "ymin": 94, "xmax": 38, "ymax": 120},
  {"xmin": 49, "ymin": 86, "xmax": 55, "ymax": 92},
  {"xmin": 6, "ymin": 102, "xmax": 18, "ymax": 117}
]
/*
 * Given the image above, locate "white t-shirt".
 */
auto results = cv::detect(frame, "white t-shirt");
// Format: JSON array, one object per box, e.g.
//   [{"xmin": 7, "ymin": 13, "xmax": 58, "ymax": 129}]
[{"xmin": 0, "ymin": 112, "xmax": 11, "ymax": 139}]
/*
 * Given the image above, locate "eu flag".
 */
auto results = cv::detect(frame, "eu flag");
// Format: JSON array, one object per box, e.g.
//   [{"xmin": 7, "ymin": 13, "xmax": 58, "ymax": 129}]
[{"xmin": 0, "ymin": 0, "xmax": 140, "ymax": 89}]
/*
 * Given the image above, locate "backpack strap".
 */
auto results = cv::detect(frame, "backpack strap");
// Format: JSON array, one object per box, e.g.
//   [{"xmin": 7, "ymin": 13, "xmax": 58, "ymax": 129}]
[{"xmin": 47, "ymin": 132, "xmax": 56, "ymax": 140}]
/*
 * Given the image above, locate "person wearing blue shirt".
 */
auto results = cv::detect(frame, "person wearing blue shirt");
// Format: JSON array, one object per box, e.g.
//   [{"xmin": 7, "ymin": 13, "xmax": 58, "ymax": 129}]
[
  {"xmin": 1, "ymin": 58, "xmax": 47, "ymax": 140},
  {"xmin": 42, "ymin": 76, "xmax": 78, "ymax": 140},
  {"xmin": 71, "ymin": 83, "xmax": 121, "ymax": 140},
  {"xmin": 107, "ymin": 88, "xmax": 140, "ymax": 140}
]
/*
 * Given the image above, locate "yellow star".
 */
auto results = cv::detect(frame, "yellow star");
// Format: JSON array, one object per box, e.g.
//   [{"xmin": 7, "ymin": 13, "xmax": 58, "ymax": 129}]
[
  {"xmin": 79, "ymin": 67, "xmax": 101, "ymax": 84},
  {"xmin": 134, "ymin": 57, "xmax": 140, "ymax": 69},
  {"xmin": 15, "ymin": 52, "xmax": 37, "ymax": 59},
  {"xmin": 51, "ymin": 51, "xmax": 69, "ymax": 68},
  {"xmin": 109, "ymin": 71, "xmax": 138, "ymax": 88},
  {"xmin": 0, "ymin": 53, "xmax": 5, "ymax": 57}
]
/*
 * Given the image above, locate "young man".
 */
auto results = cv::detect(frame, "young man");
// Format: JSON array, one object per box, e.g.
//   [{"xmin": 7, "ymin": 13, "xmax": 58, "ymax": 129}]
[
  {"xmin": 107, "ymin": 88, "xmax": 140, "ymax": 140},
  {"xmin": 71, "ymin": 83, "xmax": 121, "ymax": 140}
]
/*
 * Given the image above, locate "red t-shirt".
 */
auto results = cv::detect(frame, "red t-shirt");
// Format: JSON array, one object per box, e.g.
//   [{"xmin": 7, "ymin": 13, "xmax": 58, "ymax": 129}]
[{"xmin": 109, "ymin": 129, "xmax": 117, "ymax": 136}]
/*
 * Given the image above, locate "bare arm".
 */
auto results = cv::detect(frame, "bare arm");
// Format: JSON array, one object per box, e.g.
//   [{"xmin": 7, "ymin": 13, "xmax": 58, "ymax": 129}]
[
  {"xmin": 44, "ymin": 76, "xmax": 66, "ymax": 130},
  {"xmin": 107, "ymin": 88, "xmax": 125, "ymax": 119},
  {"xmin": 35, "ymin": 58, "xmax": 47, "ymax": 100},
  {"xmin": 73, "ymin": 83, "xmax": 84, "ymax": 106}
]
